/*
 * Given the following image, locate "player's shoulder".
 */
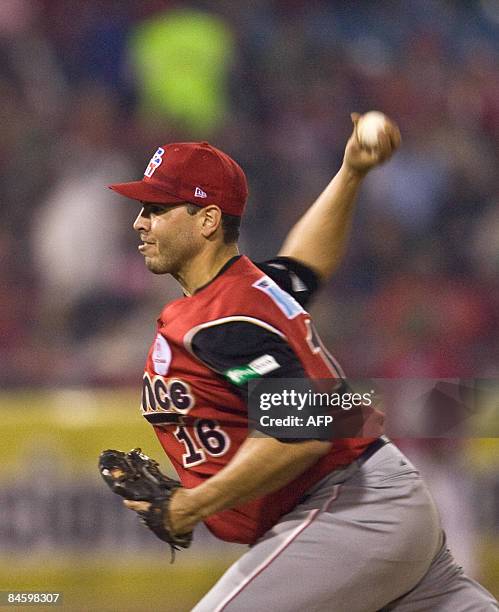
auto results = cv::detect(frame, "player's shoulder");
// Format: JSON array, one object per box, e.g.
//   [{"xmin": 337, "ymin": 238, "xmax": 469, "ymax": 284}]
[
  {"xmin": 209, "ymin": 255, "xmax": 313, "ymax": 311},
  {"xmin": 252, "ymin": 256, "xmax": 320, "ymax": 308},
  {"xmin": 198, "ymin": 257, "xmax": 309, "ymax": 332},
  {"xmin": 188, "ymin": 255, "xmax": 319, "ymax": 322}
]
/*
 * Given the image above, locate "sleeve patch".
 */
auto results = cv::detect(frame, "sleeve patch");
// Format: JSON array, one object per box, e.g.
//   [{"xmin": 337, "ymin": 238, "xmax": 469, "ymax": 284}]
[
  {"xmin": 225, "ymin": 354, "xmax": 280, "ymax": 386},
  {"xmin": 249, "ymin": 354, "xmax": 280, "ymax": 375},
  {"xmin": 252, "ymin": 276, "xmax": 306, "ymax": 319}
]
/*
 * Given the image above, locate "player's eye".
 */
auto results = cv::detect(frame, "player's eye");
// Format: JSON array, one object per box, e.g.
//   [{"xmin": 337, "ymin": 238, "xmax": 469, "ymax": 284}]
[{"xmin": 143, "ymin": 204, "xmax": 166, "ymax": 216}]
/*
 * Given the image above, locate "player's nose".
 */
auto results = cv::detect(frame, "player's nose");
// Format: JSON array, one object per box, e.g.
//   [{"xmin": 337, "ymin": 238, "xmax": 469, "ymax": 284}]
[{"xmin": 133, "ymin": 208, "xmax": 150, "ymax": 232}]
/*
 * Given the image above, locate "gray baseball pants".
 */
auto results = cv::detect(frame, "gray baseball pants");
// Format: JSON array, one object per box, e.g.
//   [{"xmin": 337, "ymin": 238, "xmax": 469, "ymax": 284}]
[{"xmin": 192, "ymin": 440, "xmax": 498, "ymax": 612}]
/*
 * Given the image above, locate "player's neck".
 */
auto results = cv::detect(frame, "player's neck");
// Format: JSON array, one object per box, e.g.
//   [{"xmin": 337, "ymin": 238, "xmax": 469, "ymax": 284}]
[{"xmin": 174, "ymin": 243, "xmax": 240, "ymax": 296}]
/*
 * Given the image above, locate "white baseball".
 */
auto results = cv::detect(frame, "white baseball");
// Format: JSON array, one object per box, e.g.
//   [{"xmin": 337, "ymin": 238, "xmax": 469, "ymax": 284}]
[{"xmin": 356, "ymin": 111, "xmax": 388, "ymax": 148}]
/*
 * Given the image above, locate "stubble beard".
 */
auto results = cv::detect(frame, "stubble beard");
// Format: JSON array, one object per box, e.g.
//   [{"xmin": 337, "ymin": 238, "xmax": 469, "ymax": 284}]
[
  {"xmin": 144, "ymin": 236, "xmax": 198, "ymax": 276},
  {"xmin": 144, "ymin": 254, "xmax": 176, "ymax": 275}
]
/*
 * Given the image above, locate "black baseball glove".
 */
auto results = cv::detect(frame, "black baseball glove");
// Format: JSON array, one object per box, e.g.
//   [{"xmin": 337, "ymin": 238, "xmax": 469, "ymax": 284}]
[{"xmin": 99, "ymin": 448, "xmax": 192, "ymax": 560}]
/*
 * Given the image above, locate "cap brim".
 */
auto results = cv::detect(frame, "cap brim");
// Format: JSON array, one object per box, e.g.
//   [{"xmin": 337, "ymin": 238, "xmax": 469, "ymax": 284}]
[{"xmin": 108, "ymin": 180, "xmax": 186, "ymax": 205}]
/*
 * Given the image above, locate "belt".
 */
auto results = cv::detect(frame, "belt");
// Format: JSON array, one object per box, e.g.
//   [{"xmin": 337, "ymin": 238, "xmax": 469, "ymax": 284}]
[
  {"xmin": 300, "ymin": 436, "xmax": 391, "ymax": 502},
  {"xmin": 355, "ymin": 435, "xmax": 390, "ymax": 468}
]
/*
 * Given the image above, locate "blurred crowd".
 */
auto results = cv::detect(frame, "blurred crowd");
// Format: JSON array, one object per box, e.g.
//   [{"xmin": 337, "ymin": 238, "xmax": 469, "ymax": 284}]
[{"xmin": 1, "ymin": 0, "xmax": 499, "ymax": 386}]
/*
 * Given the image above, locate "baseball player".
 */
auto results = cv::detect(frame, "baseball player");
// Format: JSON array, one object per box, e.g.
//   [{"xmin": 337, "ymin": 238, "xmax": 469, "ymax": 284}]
[{"xmin": 107, "ymin": 115, "xmax": 498, "ymax": 611}]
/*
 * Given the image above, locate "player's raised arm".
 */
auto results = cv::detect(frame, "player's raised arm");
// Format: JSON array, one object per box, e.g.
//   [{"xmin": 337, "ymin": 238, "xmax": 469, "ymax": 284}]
[{"xmin": 278, "ymin": 112, "xmax": 401, "ymax": 281}]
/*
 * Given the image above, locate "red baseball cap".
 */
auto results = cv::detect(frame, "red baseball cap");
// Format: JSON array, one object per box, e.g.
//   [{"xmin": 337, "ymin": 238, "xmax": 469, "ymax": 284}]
[{"xmin": 109, "ymin": 141, "xmax": 248, "ymax": 217}]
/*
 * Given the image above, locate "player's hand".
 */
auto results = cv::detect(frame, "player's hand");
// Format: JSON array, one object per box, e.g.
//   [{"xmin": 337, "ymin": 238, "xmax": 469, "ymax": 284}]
[
  {"xmin": 343, "ymin": 112, "xmax": 401, "ymax": 176},
  {"xmin": 124, "ymin": 488, "xmax": 199, "ymax": 535}
]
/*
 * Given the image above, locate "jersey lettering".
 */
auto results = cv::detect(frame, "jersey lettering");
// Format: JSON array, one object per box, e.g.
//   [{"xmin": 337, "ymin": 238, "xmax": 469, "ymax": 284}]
[
  {"xmin": 169, "ymin": 380, "xmax": 194, "ymax": 411},
  {"xmin": 194, "ymin": 419, "xmax": 231, "ymax": 457},
  {"xmin": 174, "ymin": 426, "xmax": 206, "ymax": 466},
  {"xmin": 142, "ymin": 374, "xmax": 157, "ymax": 411},
  {"xmin": 174, "ymin": 419, "xmax": 230, "ymax": 467},
  {"xmin": 154, "ymin": 377, "xmax": 171, "ymax": 410},
  {"xmin": 141, "ymin": 374, "xmax": 195, "ymax": 424},
  {"xmin": 305, "ymin": 319, "xmax": 345, "ymax": 377}
]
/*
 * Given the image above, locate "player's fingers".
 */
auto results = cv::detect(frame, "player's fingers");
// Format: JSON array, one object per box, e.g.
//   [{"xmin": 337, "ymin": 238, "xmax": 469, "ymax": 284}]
[
  {"xmin": 350, "ymin": 113, "xmax": 362, "ymax": 143},
  {"xmin": 385, "ymin": 121, "xmax": 401, "ymax": 149},
  {"xmin": 124, "ymin": 500, "xmax": 151, "ymax": 512},
  {"xmin": 376, "ymin": 132, "xmax": 393, "ymax": 161},
  {"xmin": 358, "ymin": 134, "xmax": 389, "ymax": 164}
]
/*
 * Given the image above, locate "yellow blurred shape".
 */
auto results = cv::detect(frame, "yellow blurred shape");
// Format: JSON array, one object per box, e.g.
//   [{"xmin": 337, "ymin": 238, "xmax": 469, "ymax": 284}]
[
  {"xmin": 0, "ymin": 390, "xmax": 163, "ymax": 475},
  {"xmin": 0, "ymin": 554, "xmax": 240, "ymax": 612},
  {"xmin": 130, "ymin": 9, "xmax": 234, "ymax": 136},
  {"xmin": 467, "ymin": 438, "xmax": 499, "ymax": 472}
]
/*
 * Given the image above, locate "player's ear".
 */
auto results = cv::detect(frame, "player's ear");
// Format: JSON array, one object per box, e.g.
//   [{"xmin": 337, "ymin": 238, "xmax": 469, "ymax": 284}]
[{"xmin": 200, "ymin": 205, "xmax": 223, "ymax": 239}]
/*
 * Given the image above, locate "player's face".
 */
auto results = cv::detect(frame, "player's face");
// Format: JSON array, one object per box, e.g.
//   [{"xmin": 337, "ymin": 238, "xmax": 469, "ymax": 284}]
[{"xmin": 133, "ymin": 203, "xmax": 202, "ymax": 275}]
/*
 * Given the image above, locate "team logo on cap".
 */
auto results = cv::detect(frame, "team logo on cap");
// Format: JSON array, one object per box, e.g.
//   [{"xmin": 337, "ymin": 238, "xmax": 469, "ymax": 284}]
[{"xmin": 144, "ymin": 147, "xmax": 165, "ymax": 178}]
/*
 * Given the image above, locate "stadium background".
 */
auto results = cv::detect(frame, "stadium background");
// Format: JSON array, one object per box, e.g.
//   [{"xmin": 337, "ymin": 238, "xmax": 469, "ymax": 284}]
[{"xmin": 0, "ymin": 0, "xmax": 498, "ymax": 609}]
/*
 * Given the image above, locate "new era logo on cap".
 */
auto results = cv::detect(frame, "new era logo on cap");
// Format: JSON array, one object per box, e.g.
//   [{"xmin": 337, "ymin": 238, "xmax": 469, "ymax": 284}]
[{"xmin": 194, "ymin": 187, "xmax": 207, "ymax": 198}]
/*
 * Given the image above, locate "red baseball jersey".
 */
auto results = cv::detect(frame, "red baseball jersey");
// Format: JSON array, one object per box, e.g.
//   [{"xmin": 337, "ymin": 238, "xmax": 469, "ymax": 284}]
[{"xmin": 140, "ymin": 256, "xmax": 384, "ymax": 544}]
